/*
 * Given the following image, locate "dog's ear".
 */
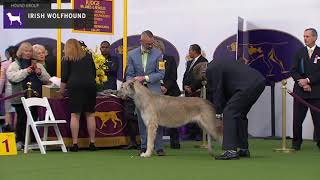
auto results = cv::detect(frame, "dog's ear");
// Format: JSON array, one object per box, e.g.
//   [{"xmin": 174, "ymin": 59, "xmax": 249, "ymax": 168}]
[{"xmin": 128, "ymin": 81, "xmax": 135, "ymax": 92}]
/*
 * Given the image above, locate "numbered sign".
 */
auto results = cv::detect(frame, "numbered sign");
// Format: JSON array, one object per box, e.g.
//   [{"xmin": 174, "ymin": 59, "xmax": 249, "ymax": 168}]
[{"xmin": 0, "ymin": 132, "xmax": 17, "ymax": 155}]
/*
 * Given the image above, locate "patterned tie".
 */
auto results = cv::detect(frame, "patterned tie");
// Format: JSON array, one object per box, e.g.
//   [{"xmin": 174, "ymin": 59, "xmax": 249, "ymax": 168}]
[{"xmin": 308, "ymin": 48, "xmax": 313, "ymax": 59}]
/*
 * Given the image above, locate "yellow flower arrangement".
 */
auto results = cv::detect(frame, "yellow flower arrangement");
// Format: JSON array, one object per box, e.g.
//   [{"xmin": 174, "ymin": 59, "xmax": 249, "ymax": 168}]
[
  {"xmin": 93, "ymin": 52, "xmax": 108, "ymax": 91},
  {"xmin": 82, "ymin": 46, "xmax": 108, "ymax": 91}
]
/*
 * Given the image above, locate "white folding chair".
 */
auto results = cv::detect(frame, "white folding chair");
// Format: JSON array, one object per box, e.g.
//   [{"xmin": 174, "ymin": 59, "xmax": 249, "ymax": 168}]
[{"xmin": 21, "ymin": 97, "xmax": 67, "ymax": 154}]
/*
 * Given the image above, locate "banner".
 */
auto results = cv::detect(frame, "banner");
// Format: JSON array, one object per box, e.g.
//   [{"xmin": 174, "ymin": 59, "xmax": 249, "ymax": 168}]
[{"xmin": 73, "ymin": 0, "xmax": 114, "ymax": 34}]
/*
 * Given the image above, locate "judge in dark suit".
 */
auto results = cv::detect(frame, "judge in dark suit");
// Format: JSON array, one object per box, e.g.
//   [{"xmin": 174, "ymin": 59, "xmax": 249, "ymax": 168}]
[
  {"xmin": 155, "ymin": 39, "xmax": 181, "ymax": 149},
  {"xmin": 206, "ymin": 59, "xmax": 265, "ymax": 160},
  {"xmin": 183, "ymin": 44, "xmax": 208, "ymax": 140},
  {"xmin": 100, "ymin": 41, "xmax": 119, "ymax": 90},
  {"xmin": 290, "ymin": 28, "xmax": 320, "ymax": 151}
]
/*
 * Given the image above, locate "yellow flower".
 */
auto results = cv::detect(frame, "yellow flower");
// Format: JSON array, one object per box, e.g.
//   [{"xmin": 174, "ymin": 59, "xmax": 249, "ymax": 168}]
[{"xmin": 88, "ymin": 49, "xmax": 108, "ymax": 87}]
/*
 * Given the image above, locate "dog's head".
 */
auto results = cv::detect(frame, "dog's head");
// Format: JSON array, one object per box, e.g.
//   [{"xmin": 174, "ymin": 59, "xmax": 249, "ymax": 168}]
[
  {"xmin": 117, "ymin": 79, "xmax": 137, "ymax": 99},
  {"xmin": 193, "ymin": 62, "xmax": 208, "ymax": 81},
  {"xmin": 6, "ymin": 12, "xmax": 12, "ymax": 16}
]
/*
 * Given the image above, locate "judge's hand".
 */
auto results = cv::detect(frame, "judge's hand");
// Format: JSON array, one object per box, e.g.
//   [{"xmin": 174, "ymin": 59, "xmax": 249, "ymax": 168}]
[
  {"xmin": 134, "ymin": 76, "xmax": 145, "ymax": 83},
  {"xmin": 184, "ymin": 85, "xmax": 192, "ymax": 94},
  {"xmin": 298, "ymin": 78, "xmax": 309, "ymax": 87},
  {"xmin": 160, "ymin": 85, "xmax": 167, "ymax": 94},
  {"xmin": 303, "ymin": 84, "xmax": 312, "ymax": 92}
]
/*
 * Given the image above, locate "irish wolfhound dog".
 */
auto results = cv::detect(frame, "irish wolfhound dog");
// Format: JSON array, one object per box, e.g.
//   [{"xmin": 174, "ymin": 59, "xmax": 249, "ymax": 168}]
[{"xmin": 117, "ymin": 80, "xmax": 223, "ymax": 158}]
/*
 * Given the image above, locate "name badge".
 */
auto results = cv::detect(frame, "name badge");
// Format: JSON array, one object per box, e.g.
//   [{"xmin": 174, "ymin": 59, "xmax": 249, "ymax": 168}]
[{"xmin": 159, "ymin": 60, "xmax": 165, "ymax": 70}]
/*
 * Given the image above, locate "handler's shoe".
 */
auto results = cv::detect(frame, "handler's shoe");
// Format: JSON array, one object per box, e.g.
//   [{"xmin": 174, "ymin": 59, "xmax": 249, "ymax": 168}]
[
  {"xmin": 238, "ymin": 149, "xmax": 250, "ymax": 158},
  {"xmin": 215, "ymin": 150, "xmax": 239, "ymax": 160}
]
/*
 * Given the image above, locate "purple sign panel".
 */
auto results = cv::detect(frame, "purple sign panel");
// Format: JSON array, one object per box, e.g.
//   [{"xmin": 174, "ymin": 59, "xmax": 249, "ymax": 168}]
[
  {"xmin": 213, "ymin": 29, "xmax": 304, "ymax": 85},
  {"xmin": 73, "ymin": 0, "xmax": 113, "ymax": 34}
]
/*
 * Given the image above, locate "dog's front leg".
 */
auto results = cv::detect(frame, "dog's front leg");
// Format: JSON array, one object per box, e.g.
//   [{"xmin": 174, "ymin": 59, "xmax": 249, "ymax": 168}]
[{"xmin": 140, "ymin": 122, "xmax": 158, "ymax": 158}]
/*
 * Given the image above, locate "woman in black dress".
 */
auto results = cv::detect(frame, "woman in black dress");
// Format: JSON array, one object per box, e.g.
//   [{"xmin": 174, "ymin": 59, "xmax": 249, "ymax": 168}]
[{"xmin": 60, "ymin": 39, "xmax": 97, "ymax": 152}]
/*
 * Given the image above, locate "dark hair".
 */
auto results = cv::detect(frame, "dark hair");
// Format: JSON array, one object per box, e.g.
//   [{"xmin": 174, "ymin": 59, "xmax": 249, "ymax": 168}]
[
  {"xmin": 5, "ymin": 46, "xmax": 18, "ymax": 59},
  {"xmin": 142, "ymin": 30, "xmax": 154, "ymax": 38},
  {"xmin": 190, "ymin": 44, "xmax": 201, "ymax": 54},
  {"xmin": 100, "ymin": 41, "xmax": 110, "ymax": 46},
  {"xmin": 78, "ymin": 40, "xmax": 87, "ymax": 48},
  {"xmin": 305, "ymin": 28, "xmax": 318, "ymax": 38}
]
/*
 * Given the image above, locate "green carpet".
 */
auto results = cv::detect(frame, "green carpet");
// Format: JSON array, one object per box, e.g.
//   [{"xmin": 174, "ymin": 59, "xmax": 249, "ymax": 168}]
[{"xmin": 0, "ymin": 139, "xmax": 319, "ymax": 180}]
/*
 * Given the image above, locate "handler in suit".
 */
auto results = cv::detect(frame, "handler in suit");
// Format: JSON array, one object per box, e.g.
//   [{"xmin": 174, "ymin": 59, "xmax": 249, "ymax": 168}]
[
  {"xmin": 126, "ymin": 30, "xmax": 165, "ymax": 156},
  {"xmin": 206, "ymin": 59, "xmax": 265, "ymax": 160},
  {"xmin": 154, "ymin": 39, "xmax": 182, "ymax": 149},
  {"xmin": 183, "ymin": 44, "xmax": 208, "ymax": 140},
  {"xmin": 290, "ymin": 28, "xmax": 320, "ymax": 151}
]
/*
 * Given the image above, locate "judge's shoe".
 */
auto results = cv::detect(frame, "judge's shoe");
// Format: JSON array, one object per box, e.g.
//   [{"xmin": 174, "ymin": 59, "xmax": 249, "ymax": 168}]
[
  {"xmin": 138, "ymin": 148, "xmax": 146, "ymax": 156},
  {"xmin": 156, "ymin": 149, "xmax": 166, "ymax": 156},
  {"xmin": 317, "ymin": 142, "xmax": 320, "ymax": 150},
  {"xmin": 238, "ymin": 149, "xmax": 250, "ymax": 158},
  {"xmin": 215, "ymin": 150, "xmax": 239, "ymax": 160}
]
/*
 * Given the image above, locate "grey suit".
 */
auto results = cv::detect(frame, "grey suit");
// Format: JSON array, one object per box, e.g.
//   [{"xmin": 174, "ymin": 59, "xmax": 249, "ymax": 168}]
[{"xmin": 126, "ymin": 47, "xmax": 165, "ymax": 151}]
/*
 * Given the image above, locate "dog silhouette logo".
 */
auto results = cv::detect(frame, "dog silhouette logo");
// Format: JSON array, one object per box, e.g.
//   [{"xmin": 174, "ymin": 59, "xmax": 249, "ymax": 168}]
[
  {"xmin": 6, "ymin": 12, "xmax": 22, "ymax": 26},
  {"xmin": 95, "ymin": 111, "xmax": 122, "ymax": 129}
]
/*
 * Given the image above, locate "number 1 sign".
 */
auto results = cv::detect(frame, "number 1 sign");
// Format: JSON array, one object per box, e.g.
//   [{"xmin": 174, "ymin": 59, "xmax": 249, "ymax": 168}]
[{"xmin": 0, "ymin": 133, "xmax": 17, "ymax": 155}]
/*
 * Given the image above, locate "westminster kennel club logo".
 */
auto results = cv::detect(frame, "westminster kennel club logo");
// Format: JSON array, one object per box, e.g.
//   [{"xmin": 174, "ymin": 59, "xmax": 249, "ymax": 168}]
[
  {"xmin": 95, "ymin": 111, "xmax": 122, "ymax": 129},
  {"xmin": 4, "ymin": 9, "xmax": 24, "ymax": 28},
  {"xmin": 213, "ymin": 29, "xmax": 304, "ymax": 85},
  {"xmin": 94, "ymin": 100, "xmax": 126, "ymax": 136}
]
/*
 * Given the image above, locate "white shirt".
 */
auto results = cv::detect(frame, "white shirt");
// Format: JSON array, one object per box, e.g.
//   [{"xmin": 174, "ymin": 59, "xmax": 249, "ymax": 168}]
[
  {"xmin": 307, "ymin": 45, "xmax": 316, "ymax": 58},
  {"xmin": 189, "ymin": 55, "xmax": 201, "ymax": 71}
]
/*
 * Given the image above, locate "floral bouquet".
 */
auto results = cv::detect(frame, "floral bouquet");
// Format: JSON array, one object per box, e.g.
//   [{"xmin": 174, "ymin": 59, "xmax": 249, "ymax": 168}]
[{"xmin": 93, "ymin": 52, "xmax": 108, "ymax": 92}]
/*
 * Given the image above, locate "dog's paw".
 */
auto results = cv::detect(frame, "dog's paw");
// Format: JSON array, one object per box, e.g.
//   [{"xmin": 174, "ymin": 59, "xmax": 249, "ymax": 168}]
[{"xmin": 140, "ymin": 152, "xmax": 151, "ymax": 158}]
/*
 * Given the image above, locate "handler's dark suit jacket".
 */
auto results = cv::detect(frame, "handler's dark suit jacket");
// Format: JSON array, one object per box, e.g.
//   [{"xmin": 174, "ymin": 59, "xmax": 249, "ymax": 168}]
[{"xmin": 206, "ymin": 59, "xmax": 266, "ymax": 114}]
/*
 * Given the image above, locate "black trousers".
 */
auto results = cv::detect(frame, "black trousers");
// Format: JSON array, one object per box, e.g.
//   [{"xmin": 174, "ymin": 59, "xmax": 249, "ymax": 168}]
[
  {"xmin": 168, "ymin": 128, "xmax": 180, "ymax": 144},
  {"xmin": 292, "ymin": 98, "xmax": 320, "ymax": 146},
  {"xmin": 13, "ymin": 104, "xmax": 38, "ymax": 143},
  {"xmin": 222, "ymin": 81, "xmax": 265, "ymax": 150}
]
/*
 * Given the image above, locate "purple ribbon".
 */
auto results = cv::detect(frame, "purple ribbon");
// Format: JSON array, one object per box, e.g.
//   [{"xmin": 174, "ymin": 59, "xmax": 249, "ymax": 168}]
[
  {"xmin": 0, "ymin": 90, "xmax": 27, "ymax": 102},
  {"xmin": 288, "ymin": 90, "xmax": 320, "ymax": 112}
]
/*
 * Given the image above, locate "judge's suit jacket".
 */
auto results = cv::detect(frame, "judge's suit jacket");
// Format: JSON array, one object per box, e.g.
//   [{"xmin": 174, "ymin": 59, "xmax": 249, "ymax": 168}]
[{"xmin": 126, "ymin": 47, "xmax": 164, "ymax": 93}]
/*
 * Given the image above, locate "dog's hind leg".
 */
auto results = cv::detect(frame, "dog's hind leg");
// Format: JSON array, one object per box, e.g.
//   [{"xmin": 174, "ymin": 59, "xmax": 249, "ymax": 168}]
[{"xmin": 140, "ymin": 121, "xmax": 158, "ymax": 158}]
